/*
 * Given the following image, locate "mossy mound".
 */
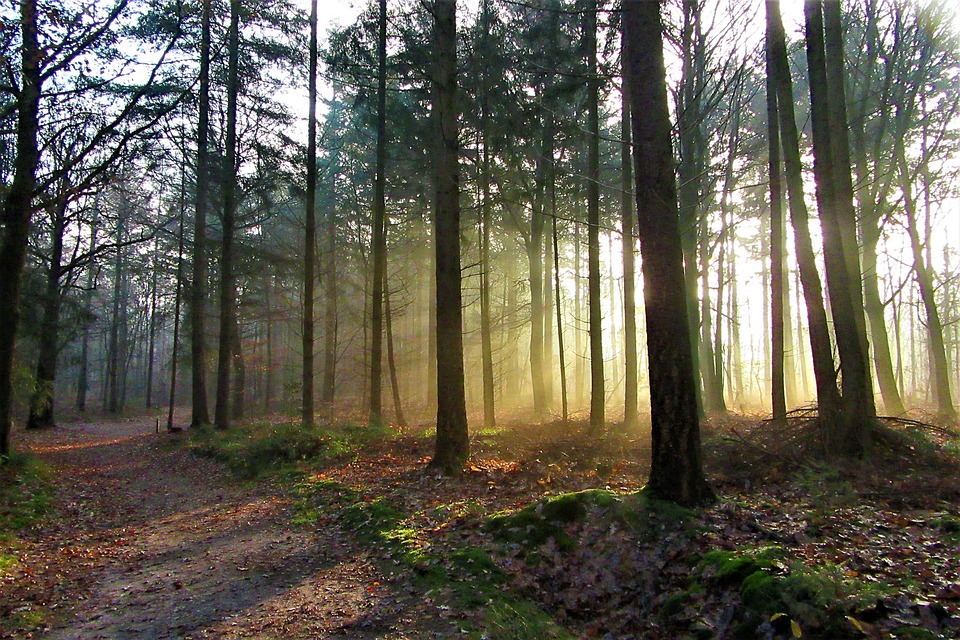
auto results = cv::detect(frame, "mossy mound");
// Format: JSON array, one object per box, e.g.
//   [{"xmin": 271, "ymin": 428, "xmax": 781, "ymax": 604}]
[
  {"xmin": 485, "ymin": 489, "xmax": 619, "ymax": 551},
  {"xmin": 485, "ymin": 488, "xmax": 694, "ymax": 552},
  {"xmin": 696, "ymin": 546, "xmax": 902, "ymax": 639}
]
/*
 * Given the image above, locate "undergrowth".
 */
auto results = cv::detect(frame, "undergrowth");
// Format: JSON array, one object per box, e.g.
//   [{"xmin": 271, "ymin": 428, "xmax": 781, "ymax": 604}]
[
  {"xmin": 0, "ymin": 452, "xmax": 52, "ymax": 539},
  {"xmin": 188, "ymin": 420, "xmax": 394, "ymax": 479}
]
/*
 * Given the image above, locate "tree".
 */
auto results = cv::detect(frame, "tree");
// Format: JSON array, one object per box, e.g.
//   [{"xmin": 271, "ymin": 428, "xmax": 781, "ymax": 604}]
[
  {"xmin": 191, "ymin": 0, "xmax": 213, "ymax": 428},
  {"xmin": 429, "ymin": 0, "xmax": 468, "ymax": 474},
  {"xmin": 214, "ymin": 0, "xmax": 242, "ymax": 430},
  {"xmin": 0, "ymin": 0, "xmax": 42, "ymax": 455},
  {"xmin": 622, "ymin": 0, "xmax": 711, "ymax": 506},
  {"xmin": 369, "ymin": 0, "xmax": 388, "ymax": 426},
  {"xmin": 804, "ymin": 0, "xmax": 875, "ymax": 453},
  {"xmin": 585, "ymin": 0, "xmax": 605, "ymax": 432},
  {"xmin": 768, "ymin": 0, "xmax": 843, "ymax": 438},
  {"xmin": 302, "ymin": 0, "xmax": 319, "ymax": 428},
  {"xmin": 765, "ymin": 2, "xmax": 786, "ymax": 423}
]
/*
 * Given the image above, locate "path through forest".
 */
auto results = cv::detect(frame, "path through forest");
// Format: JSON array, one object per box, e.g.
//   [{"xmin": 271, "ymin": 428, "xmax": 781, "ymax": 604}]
[{"xmin": 3, "ymin": 418, "xmax": 456, "ymax": 639}]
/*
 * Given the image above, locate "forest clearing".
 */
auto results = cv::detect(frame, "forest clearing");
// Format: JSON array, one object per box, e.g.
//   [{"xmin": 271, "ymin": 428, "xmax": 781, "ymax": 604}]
[{"xmin": 1, "ymin": 410, "xmax": 958, "ymax": 639}]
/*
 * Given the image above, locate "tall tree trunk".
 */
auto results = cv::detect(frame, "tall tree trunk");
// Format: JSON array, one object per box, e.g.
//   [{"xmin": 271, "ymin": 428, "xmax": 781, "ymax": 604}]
[
  {"xmin": 478, "ymin": 0, "xmax": 496, "ymax": 429},
  {"xmin": 77, "ymin": 208, "xmax": 100, "ymax": 412},
  {"xmin": 768, "ymin": 0, "xmax": 842, "ymax": 437},
  {"xmin": 27, "ymin": 191, "xmax": 69, "ymax": 430},
  {"xmin": 230, "ymin": 311, "xmax": 245, "ymax": 420},
  {"xmin": 895, "ymin": 133, "xmax": 956, "ymax": 420},
  {"xmin": 385, "ymin": 285, "xmax": 407, "ymax": 427},
  {"xmin": 765, "ymin": 14, "xmax": 786, "ymax": 422},
  {"xmin": 429, "ymin": 0, "xmax": 468, "ymax": 474},
  {"xmin": 322, "ymin": 98, "xmax": 340, "ymax": 408},
  {"xmin": 528, "ymin": 118, "xmax": 550, "ymax": 420},
  {"xmin": 369, "ymin": 0, "xmax": 388, "ymax": 426},
  {"xmin": 623, "ymin": 0, "xmax": 711, "ymax": 506},
  {"xmin": 190, "ymin": 0, "xmax": 212, "ymax": 427},
  {"xmin": 586, "ymin": 0, "xmax": 605, "ymax": 432},
  {"xmin": 106, "ymin": 209, "xmax": 128, "ymax": 414},
  {"xmin": 214, "ymin": 0, "xmax": 241, "ymax": 429},
  {"xmin": 167, "ymin": 171, "xmax": 187, "ymax": 431},
  {"xmin": 805, "ymin": 0, "xmax": 875, "ymax": 453},
  {"xmin": 302, "ymin": 0, "xmax": 319, "ymax": 428},
  {"xmin": 620, "ymin": 78, "xmax": 638, "ymax": 430},
  {"xmin": 678, "ymin": 0, "xmax": 706, "ymax": 416},
  {"xmin": 145, "ymin": 242, "xmax": 159, "ymax": 409},
  {"xmin": 0, "ymin": 0, "xmax": 41, "ymax": 455},
  {"xmin": 552, "ymin": 214, "xmax": 569, "ymax": 424}
]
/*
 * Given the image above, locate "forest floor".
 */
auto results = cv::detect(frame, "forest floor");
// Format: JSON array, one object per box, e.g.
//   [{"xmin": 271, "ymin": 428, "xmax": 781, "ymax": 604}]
[{"xmin": 1, "ymin": 411, "xmax": 960, "ymax": 639}]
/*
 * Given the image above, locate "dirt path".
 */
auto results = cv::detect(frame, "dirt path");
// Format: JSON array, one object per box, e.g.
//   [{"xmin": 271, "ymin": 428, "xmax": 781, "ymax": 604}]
[{"xmin": 2, "ymin": 418, "xmax": 457, "ymax": 639}]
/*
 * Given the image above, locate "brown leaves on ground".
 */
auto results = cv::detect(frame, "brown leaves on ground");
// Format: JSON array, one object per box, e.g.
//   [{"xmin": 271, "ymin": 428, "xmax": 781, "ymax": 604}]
[{"xmin": 2, "ymin": 411, "xmax": 959, "ymax": 639}]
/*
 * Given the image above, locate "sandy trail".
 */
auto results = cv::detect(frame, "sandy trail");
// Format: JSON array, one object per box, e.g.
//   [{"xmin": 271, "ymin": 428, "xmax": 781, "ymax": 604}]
[{"xmin": 3, "ymin": 418, "xmax": 453, "ymax": 639}]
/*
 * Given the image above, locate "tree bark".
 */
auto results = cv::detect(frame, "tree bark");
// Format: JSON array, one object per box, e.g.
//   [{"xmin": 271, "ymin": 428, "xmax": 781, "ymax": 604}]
[
  {"xmin": 302, "ymin": 0, "xmax": 319, "ymax": 428},
  {"xmin": 623, "ymin": 0, "xmax": 712, "ymax": 506},
  {"xmin": 478, "ymin": 0, "xmax": 496, "ymax": 429},
  {"xmin": 190, "ymin": 0, "xmax": 212, "ymax": 428},
  {"xmin": 765, "ymin": 9, "xmax": 786, "ymax": 422},
  {"xmin": 586, "ymin": 0, "xmax": 605, "ymax": 432},
  {"xmin": 0, "ymin": 0, "xmax": 41, "ymax": 455},
  {"xmin": 429, "ymin": 0, "xmax": 468, "ymax": 474},
  {"xmin": 369, "ymin": 0, "xmax": 388, "ymax": 426},
  {"xmin": 214, "ymin": 0, "xmax": 241, "ymax": 430},
  {"xmin": 768, "ymin": 0, "xmax": 842, "ymax": 437},
  {"xmin": 27, "ymin": 191, "xmax": 69, "ymax": 430},
  {"xmin": 620, "ymin": 80, "xmax": 638, "ymax": 430}
]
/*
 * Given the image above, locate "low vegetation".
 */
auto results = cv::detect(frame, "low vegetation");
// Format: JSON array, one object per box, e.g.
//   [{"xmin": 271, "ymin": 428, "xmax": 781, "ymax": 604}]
[{"xmin": 185, "ymin": 414, "xmax": 960, "ymax": 639}]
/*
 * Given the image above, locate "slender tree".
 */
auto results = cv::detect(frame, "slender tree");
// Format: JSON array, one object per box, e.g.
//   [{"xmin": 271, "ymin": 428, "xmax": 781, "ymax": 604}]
[
  {"xmin": 805, "ymin": 0, "xmax": 875, "ymax": 453},
  {"xmin": 765, "ymin": 1, "xmax": 786, "ymax": 422},
  {"xmin": 302, "ymin": 0, "xmax": 319, "ymax": 428},
  {"xmin": 369, "ymin": 0, "xmax": 388, "ymax": 426},
  {"xmin": 585, "ymin": 0, "xmax": 605, "ymax": 432},
  {"xmin": 191, "ymin": 0, "xmax": 213, "ymax": 427},
  {"xmin": 214, "ymin": 0, "xmax": 241, "ymax": 429}
]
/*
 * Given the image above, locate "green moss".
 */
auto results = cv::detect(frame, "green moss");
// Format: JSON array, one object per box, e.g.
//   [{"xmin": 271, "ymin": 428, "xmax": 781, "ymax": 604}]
[
  {"xmin": 189, "ymin": 421, "xmax": 386, "ymax": 479},
  {"xmin": 0, "ymin": 452, "xmax": 52, "ymax": 535},
  {"xmin": 486, "ymin": 488, "xmax": 686, "ymax": 552},
  {"xmin": 474, "ymin": 600, "xmax": 576, "ymax": 640}
]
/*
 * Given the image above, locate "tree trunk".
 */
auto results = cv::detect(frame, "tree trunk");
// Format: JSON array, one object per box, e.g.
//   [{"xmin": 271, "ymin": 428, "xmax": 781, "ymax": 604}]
[
  {"xmin": 552, "ymin": 214, "xmax": 568, "ymax": 424},
  {"xmin": 214, "ymin": 0, "xmax": 241, "ymax": 430},
  {"xmin": 385, "ymin": 285, "xmax": 407, "ymax": 427},
  {"xmin": 527, "ymin": 119, "xmax": 550, "ymax": 420},
  {"xmin": 586, "ymin": 0, "xmax": 605, "ymax": 432},
  {"xmin": 620, "ymin": 77, "xmax": 638, "ymax": 430},
  {"xmin": 478, "ymin": 0, "xmax": 496, "ymax": 429},
  {"xmin": 0, "ymin": 0, "xmax": 41, "ymax": 455},
  {"xmin": 145, "ymin": 243, "xmax": 159, "ymax": 409},
  {"xmin": 765, "ymin": 13, "xmax": 786, "ymax": 422},
  {"xmin": 190, "ymin": 0, "xmax": 212, "ymax": 428},
  {"xmin": 805, "ymin": 0, "xmax": 875, "ymax": 453},
  {"xmin": 429, "ymin": 0, "xmax": 468, "ymax": 474},
  {"xmin": 77, "ymin": 208, "xmax": 100, "ymax": 413},
  {"xmin": 167, "ymin": 171, "xmax": 187, "ymax": 431},
  {"xmin": 768, "ymin": 0, "xmax": 842, "ymax": 437},
  {"xmin": 301, "ymin": 0, "xmax": 319, "ymax": 428},
  {"xmin": 895, "ymin": 133, "xmax": 956, "ymax": 420},
  {"xmin": 27, "ymin": 192, "xmax": 69, "ymax": 430},
  {"xmin": 623, "ymin": 0, "xmax": 712, "ymax": 506},
  {"xmin": 368, "ymin": 0, "xmax": 388, "ymax": 426}
]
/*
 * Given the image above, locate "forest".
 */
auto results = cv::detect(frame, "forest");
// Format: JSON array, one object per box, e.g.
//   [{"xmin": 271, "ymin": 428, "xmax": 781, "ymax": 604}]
[{"xmin": 1, "ymin": 0, "xmax": 960, "ymax": 638}]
